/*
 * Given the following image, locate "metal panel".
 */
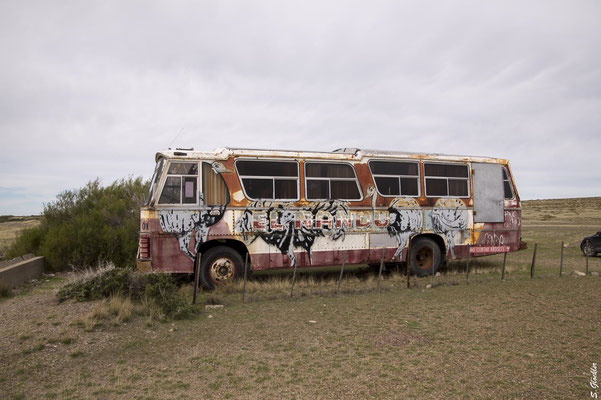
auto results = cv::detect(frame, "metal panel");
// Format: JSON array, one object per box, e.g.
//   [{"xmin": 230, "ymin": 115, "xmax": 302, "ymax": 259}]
[{"xmin": 472, "ymin": 163, "xmax": 504, "ymax": 223}]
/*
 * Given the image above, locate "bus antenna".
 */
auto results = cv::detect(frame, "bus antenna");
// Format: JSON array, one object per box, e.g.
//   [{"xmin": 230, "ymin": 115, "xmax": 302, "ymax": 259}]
[{"xmin": 168, "ymin": 127, "xmax": 185, "ymax": 149}]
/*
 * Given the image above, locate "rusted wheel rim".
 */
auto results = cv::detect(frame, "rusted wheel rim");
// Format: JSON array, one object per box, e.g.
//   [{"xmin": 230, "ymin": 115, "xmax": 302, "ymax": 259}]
[
  {"xmin": 209, "ymin": 257, "xmax": 235, "ymax": 283},
  {"xmin": 584, "ymin": 242, "xmax": 594, "ymax": 256},
  {"xmin": 415, "ymin": 246, "xmax": 434, "ymax": 270}
]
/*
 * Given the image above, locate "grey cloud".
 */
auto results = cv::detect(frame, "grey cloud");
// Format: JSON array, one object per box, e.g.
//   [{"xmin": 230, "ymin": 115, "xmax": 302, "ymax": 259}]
[{"xmin": 1, "ymin": 0, "xmax": 600, "ymax": 214}]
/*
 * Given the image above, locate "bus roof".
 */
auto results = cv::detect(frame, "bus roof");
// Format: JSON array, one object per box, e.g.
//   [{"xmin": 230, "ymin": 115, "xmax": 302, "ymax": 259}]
[{"xmin": 155, "ymin": 147, "xmax": 508, "ymax": 164}]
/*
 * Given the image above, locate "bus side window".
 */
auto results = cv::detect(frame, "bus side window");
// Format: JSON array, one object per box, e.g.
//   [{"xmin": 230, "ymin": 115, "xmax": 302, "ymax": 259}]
[
  {"xmin": 503, "ymin": 168, "xmax": 514, "ymax": 199},
  {"xmin": 202, "ymin": 163, "xmax": 229, "ymax": 206},
  {"xmin": 305, "ymin": 162, "xmax": 362, "ymax": 200},
  {"xmin": 158, "ymin": 162, "xmax": 198, "ymax": 205},
  {"xmin": 424, "ymin": 163, "xmax": 469, "ymax": 197}
]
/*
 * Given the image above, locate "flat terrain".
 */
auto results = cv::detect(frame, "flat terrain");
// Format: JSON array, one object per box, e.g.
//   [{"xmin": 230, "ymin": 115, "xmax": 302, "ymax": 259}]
[
  {"xmin": 1, "ymin": 198, "xmax": 600, "ymax": 399},
  {"xmin": 0, "ymin": 215, "xmax": 41, "ymax": 256}
]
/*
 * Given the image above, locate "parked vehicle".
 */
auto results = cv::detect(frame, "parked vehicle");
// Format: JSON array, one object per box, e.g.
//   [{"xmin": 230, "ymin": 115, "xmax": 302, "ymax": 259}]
[
  {"xmin": 137, "ymin": 147, "xmax": 526, "ymax": 289},
  {"xmin": 581, "ymin": 231, "xmax": 601, "ymax": 257}
]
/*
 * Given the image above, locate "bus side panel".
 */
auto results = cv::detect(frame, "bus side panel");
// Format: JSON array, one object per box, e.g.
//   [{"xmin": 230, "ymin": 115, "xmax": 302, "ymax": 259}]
[
  {"xmin": 471, "ymin": 209, "xmax": 522, "ymax": 256},
  {"xmin": 152, "ymin": 234, "xmax": 195, "ymax": 273}
]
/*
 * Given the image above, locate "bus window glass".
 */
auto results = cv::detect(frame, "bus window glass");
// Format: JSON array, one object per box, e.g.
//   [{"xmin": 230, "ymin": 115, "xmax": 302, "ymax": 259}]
[
  {"xmin": 275, "ymin": 179, "xmax": 297, "ymax": 199},
  {"xmin": 374, "ymin": 177, "xmax": 399, "ymax": 195},
  {"xmin": 331, "ymin": 180, "xmax": 360, "ymax": 199},
  {"xmin": 426, "ymin": 178, "xmax": 447, "ymax": 196},
  {"xmin": 448, "ymin": 179, "xmax": 468, "ymax": 197},
  {"xmin": 307, "ymin": 180, "xmax": 328, "ymax": 199},
  {"xmin": 424, "ymin": 163, "xmax": 469, "ymax": 197},
  {"xmin": 237, "ymin": 160, "xmax": 297, "ymax": 177},
  {"xmin": 183, "ymin": 177, "xmax": 197, "ymax": 204},
  {"xmin": 242, "ymin": 178, "xmax": 273, "ymax": 199},
  {"xmin": 503, "ymin": 168, "xmax": 514, "ymax": 199},
  {"xmin": 168, "ymin": 162, "xmax": 198, "ymax": 175},
  {"xmin": 305, "ymin": 162, "xmax": 361, "ymax": 200},
  {"xmin": 236, "ymin": 160, "xmax": 299, "ymax": 200},
  {"xmin": 159, "ymin": 162, "xmax": 198, "ymax": 205},
  {"xmin": 401, "ymin": 177, "xmax": 419, "ymax": 195},
  {"xmin": 369, "ymin": 161, "xmax": 419, "ymax": 196},
  {"xmin": 159, "ymin": 176, "xmax": 182, "ymax": 204}
]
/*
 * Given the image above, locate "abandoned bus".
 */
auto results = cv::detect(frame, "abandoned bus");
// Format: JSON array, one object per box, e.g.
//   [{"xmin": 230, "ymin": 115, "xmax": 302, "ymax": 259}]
[{"xmin": 137, "ymin": 147, "xmax": 524, "ymax": 289}]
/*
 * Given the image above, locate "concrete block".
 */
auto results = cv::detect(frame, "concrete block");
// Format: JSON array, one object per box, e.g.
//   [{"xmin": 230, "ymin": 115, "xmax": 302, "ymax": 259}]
[{"xmin": 0, "ymin": 257, "xmax": 45, "ymax": 288}]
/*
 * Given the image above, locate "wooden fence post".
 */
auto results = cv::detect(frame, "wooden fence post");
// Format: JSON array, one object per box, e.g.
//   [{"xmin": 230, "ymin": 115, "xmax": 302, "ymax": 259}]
[
  {"xmin": 407, "ymin": 261, "xmax": 411, "ymax": 289},
  {"xmin": 501, "ymin": 251, "xmax": 507, "ymax": 281},
  {"xmin": 559, "ymin": 241, "xmax": 564, "ymax": 277},
  {"xmin": 465, "ymin": 245, "xmax": 470, "ymax": 283},
  {"xmin": 290, "ymin": 260, "xmax": 298, "ymax": 297},
  {"xmin": 586, "ymin": 253, "xmax": 589, "ymax": 276},
  {"xmin": 242, "ymin": 253, "xmax": 249, "ymax": 302},
  {"xmin": 193, "ymin": 253, "xmax": 201, "ymax": 305},
  {"xmin": 337, "ymin": 250, "xmax": 347, "ymax": 294},
  {"xmin": 530, "ymin": 243, "xmax": 537, "ymax": 279},
  {"xmin": 377, "ymin": 248, "xmax": 385, "ymax": 291}
]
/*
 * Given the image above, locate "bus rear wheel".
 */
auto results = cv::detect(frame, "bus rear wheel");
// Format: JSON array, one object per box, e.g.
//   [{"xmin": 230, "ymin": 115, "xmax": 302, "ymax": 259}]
[
  {"xmin": 409, "ymin": 237, "xmax": 442, "ymax": 277},
  {"xmin": 198, "ymin": 246, "xmax": 243, "ymax": 290}
]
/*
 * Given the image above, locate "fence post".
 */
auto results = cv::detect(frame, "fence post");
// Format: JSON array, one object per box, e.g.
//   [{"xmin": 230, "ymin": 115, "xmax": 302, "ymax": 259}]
[
  {"xmin": 377, "ymin": 248, "xmax": 385, "ymax": 291},
  {"xmin": 586, "ymin": 253, "xmax": 589, "ymax": 276},
  {"xmin": 290, "ymin": 259, "xmax": 298, "ymax": 298},
  {"xmin": 337, "ymin": 250, "xmax": 347, "ymax": 294},
  {"xmin": 407, "ymin": 261, "xmax": 411, "ymax": 289},
  {"xmin": 530, "ymin": 243, "xmax": 537, "ymax": 279},
  {"xmin": 193, "ymin": 253, "xmax": 201, "ymax": 305},
  {"xmin": 501, "ymin": 251, "xmax": 507, "ymax": 281},
  {"xmin": 559, "ymin": 241, "xmax": 564, "ymax": 277},
  {"xmin": 465, "ymin": 245, "xmax": 470, "ymax": 283},
  {"xmin": 242, "ymin": 253, "xmax": 249, "ymax": 302}
]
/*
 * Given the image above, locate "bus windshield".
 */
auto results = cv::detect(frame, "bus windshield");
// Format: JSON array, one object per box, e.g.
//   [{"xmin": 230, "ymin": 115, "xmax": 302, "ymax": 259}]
[{"xmin": 145, "ymin": 158, "xmax": 164, "ymax": 205}]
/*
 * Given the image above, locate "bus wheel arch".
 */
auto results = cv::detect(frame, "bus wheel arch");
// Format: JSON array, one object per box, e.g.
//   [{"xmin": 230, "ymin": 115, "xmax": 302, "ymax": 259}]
[{"xmin": 408, "ymin": 234, "xmax": 445, "ymax": 277}]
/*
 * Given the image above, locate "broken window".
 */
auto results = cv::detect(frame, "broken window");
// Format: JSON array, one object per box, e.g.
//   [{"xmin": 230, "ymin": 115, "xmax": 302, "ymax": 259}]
[
  {"xmin": 305, "ymin": 162, "xmax": 361, "ymax": 200},
  {"xmin": 424, "ymin": 162, "xmax": 469, "ymax": 197},
  {"xmin": 158, "ymin": 162, "xmax": 199, "ymax": 205},
  {"xmin": 236, "ymin": 160, "xmax": 299, "ymax": 200},
  {"xmin": 369, "ymin": 160, "xmax": 419, "ymax": 196}
]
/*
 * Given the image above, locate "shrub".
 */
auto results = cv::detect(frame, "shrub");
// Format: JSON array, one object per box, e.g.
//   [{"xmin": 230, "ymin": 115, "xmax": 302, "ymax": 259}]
[
  {"xmin": 57, "ymin": 265, "xmax": 196, "ymax": 320},
  {"xmin": 142, "ymin": 273, "xmax": 195, "ymax": 320},
  {"xmin": 57, "ymin": 264, "xmax": 132, "ymax": 302},
  {"xmin": 6, "ymin": 177, "xmax": 148, "ymax": 271},
  {"xmin": 0, "ymin": 281, "xmax": 12, "ymax": 299}
]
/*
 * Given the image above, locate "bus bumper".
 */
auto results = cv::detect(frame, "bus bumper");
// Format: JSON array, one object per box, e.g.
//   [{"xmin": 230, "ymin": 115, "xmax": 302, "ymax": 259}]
[{"xmin": 136, "ymin": 259, "xmax": 152, "ymax": 272}]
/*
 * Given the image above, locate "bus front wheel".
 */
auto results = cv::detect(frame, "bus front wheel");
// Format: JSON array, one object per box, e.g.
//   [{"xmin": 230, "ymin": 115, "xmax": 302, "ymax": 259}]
[
  {"xmin": 198, "ymin": 246, "xmax": 243, "ymax": 290},
  {"xmin": 409, "ymin": 237, "xmax": 442, "ymax": 277}
]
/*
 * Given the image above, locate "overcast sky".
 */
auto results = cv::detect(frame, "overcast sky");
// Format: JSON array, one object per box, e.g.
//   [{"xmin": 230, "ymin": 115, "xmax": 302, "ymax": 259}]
[{"xmin": 1, "ymin": 1, "xmax": 600, "ymax": 215}]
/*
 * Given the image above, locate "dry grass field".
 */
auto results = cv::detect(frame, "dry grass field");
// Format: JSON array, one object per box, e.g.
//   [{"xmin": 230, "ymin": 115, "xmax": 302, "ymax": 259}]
[
  {"xmin": 0, "ymin": 198, "xmax": 600, "ymax": 399},
  {"xmin": 0, "ymin": 216, "xmax": 41, "ymax": 257}
]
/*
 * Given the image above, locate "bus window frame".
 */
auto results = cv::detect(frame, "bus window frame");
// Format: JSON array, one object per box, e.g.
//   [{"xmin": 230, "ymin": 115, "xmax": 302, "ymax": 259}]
[
  {"xmin": 145, "ymin": 158, "xmax": 165, "ymax": 206},
  {"xmin": 304, "ymin": 160, "xmax": 363, "ymax": 201},
  {"xmin": 502, "ymin": 167, "xmax": 515, "ymax": 200},
  {"xmin": 234, "ymin": 158, "xmax": 301, "ymax": 201},
  {"xmin": 423, "ymin": 161, "xmax": 471, "ymax": 199},
  {"xmin": 156, "ymin": 160, "xmax": 200, "ymax": 207},
  {"xmin": 368, "ymin": 159, "xmax": 421, "ymax": 198}
]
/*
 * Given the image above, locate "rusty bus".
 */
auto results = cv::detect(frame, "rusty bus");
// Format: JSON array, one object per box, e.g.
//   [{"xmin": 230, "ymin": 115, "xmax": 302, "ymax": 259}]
[{"xmin": 137, "ymin": 147, "xmax": 524, "ymax": 289}]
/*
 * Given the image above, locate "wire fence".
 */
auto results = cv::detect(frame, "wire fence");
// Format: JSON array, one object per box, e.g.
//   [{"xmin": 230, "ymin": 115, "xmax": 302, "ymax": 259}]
[{"xmin": 198, "ymin": 242, "xmax": 601, "ymax": 304}]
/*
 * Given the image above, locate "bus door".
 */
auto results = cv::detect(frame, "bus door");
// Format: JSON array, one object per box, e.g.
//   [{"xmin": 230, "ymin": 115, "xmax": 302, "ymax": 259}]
[{"xmin": 472, "ymin": 163, "xmax": 504, "ymax": 223}]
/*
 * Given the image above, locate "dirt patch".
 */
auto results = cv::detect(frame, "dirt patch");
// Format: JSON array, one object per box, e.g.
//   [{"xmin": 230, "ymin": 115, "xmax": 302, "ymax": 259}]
[{"xmin": 373, "ymin": 329, "xmax": 429, "ymax": 348}]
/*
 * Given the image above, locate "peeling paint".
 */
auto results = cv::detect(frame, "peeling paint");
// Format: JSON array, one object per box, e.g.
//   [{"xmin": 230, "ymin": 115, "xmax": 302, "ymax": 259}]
[{"xmin": 158, "ymin": 207, "xmax": 225, "ymax": 260}]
